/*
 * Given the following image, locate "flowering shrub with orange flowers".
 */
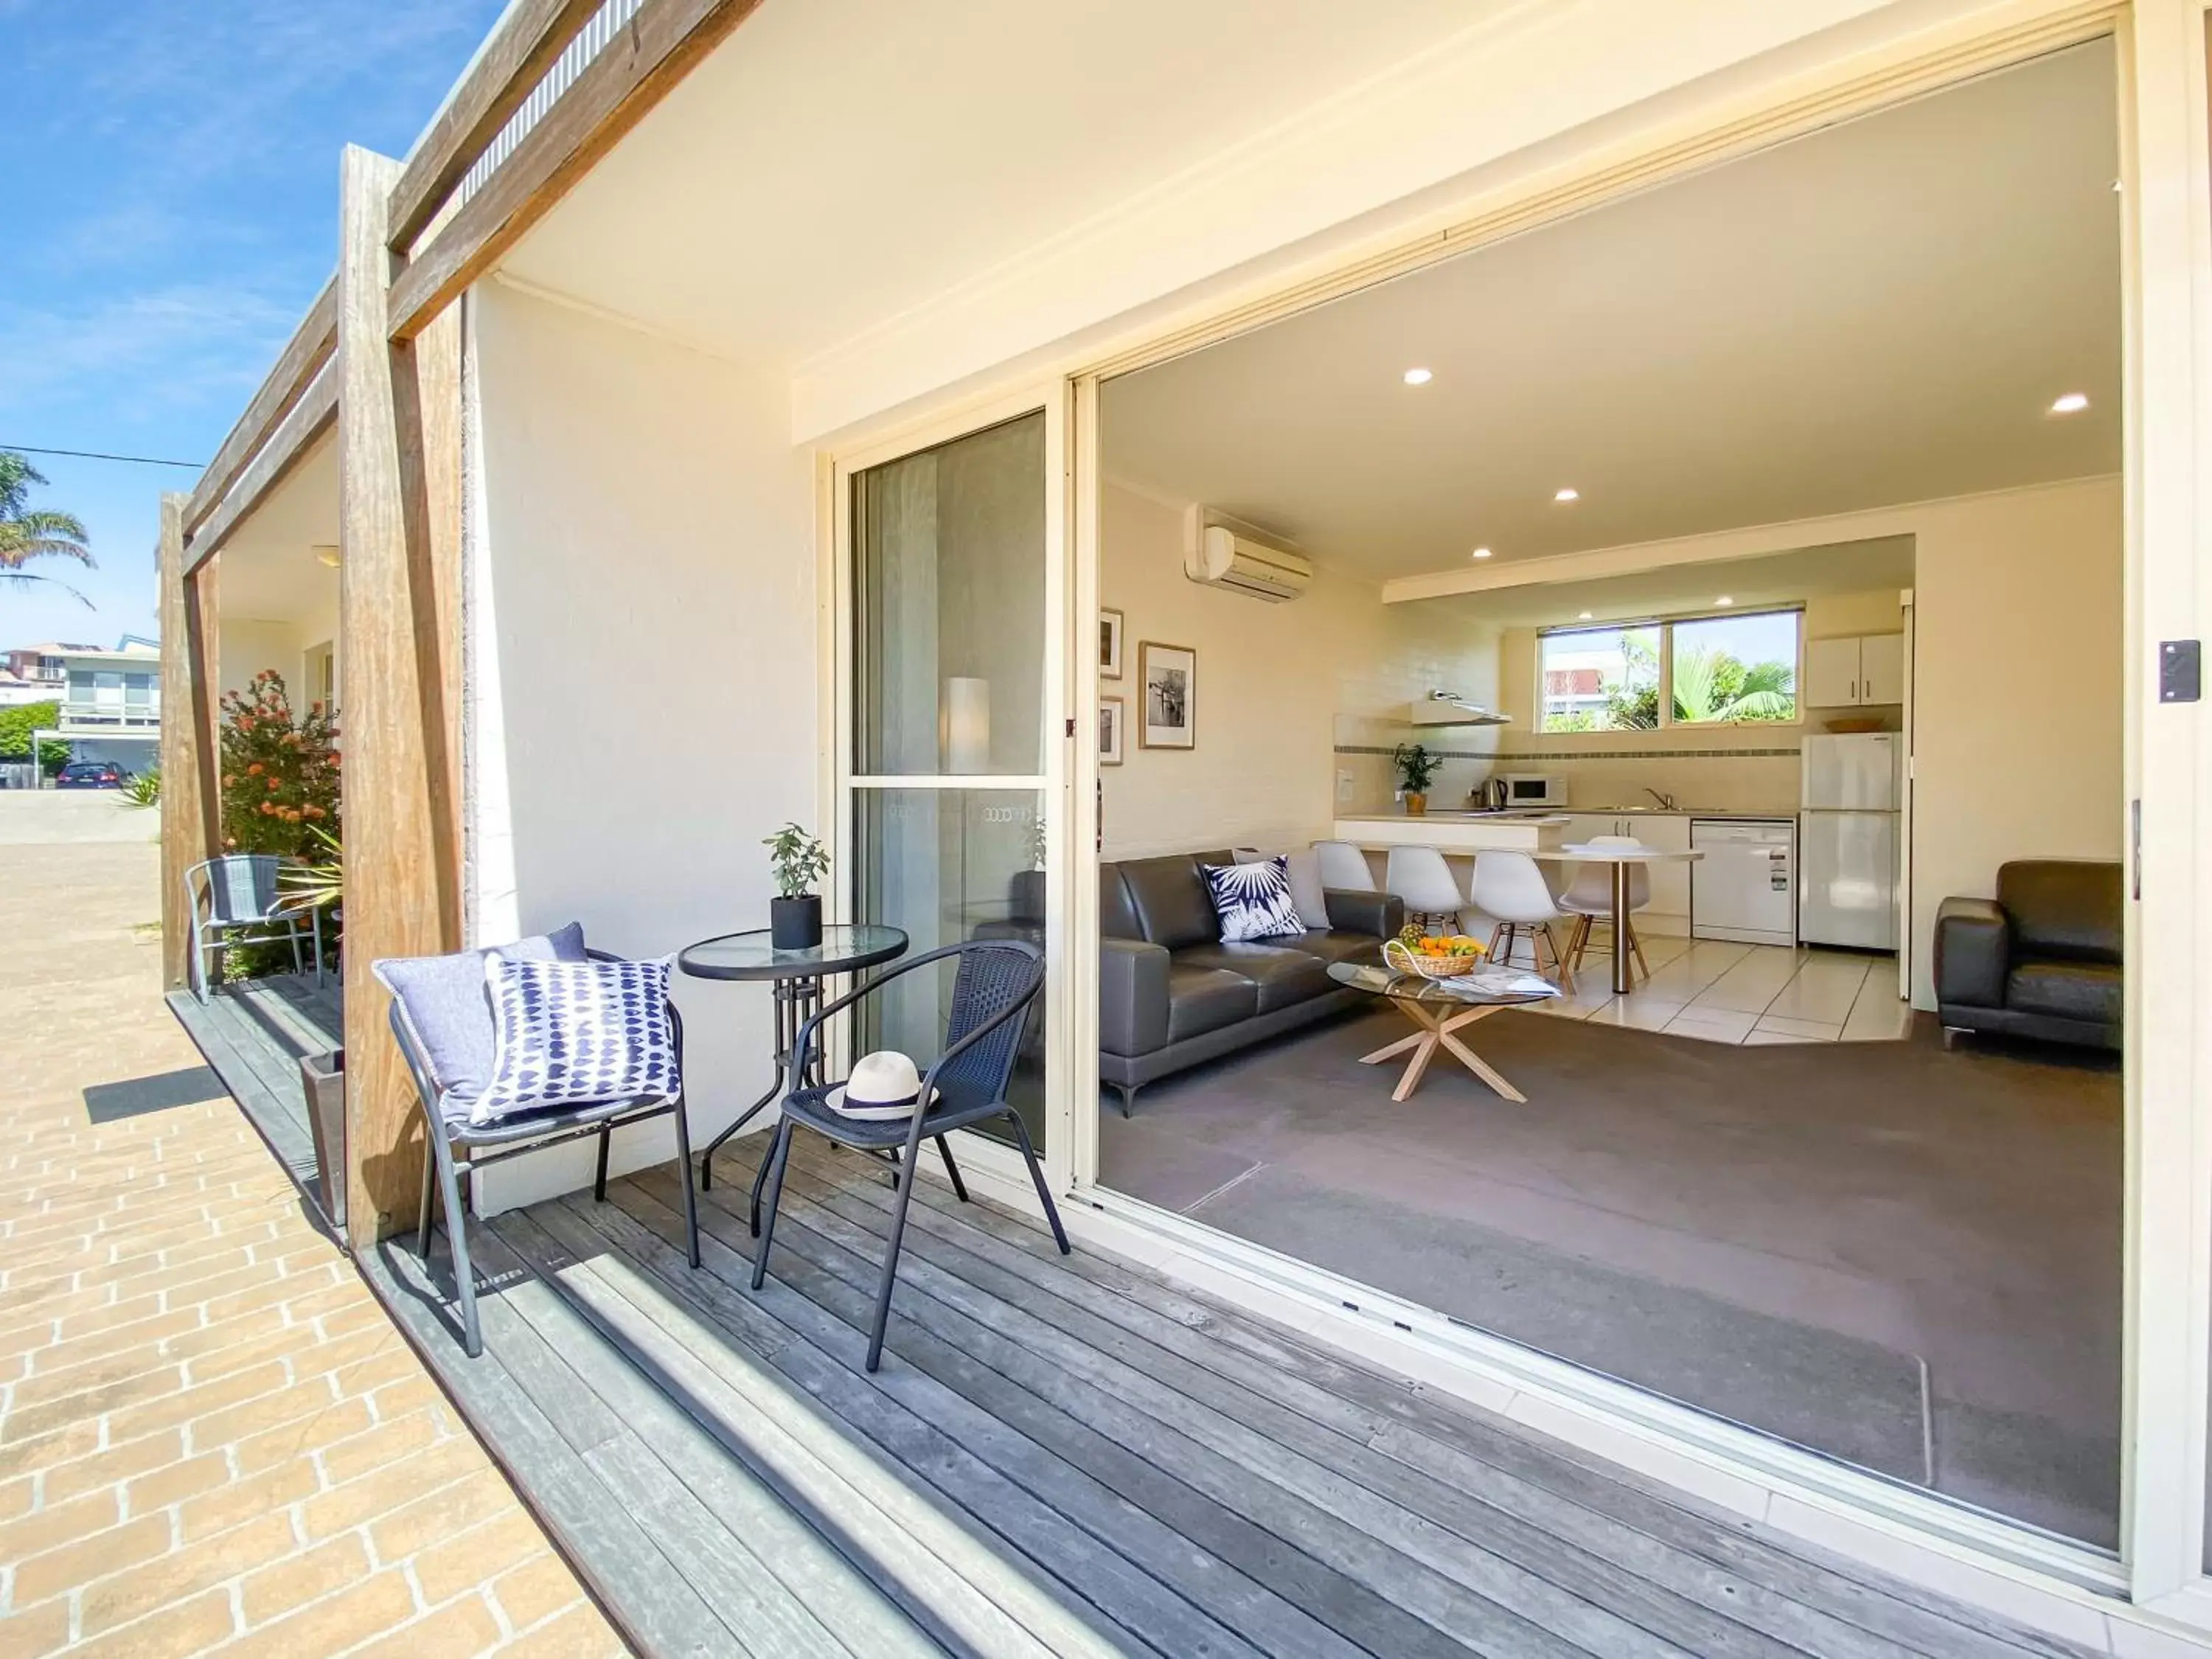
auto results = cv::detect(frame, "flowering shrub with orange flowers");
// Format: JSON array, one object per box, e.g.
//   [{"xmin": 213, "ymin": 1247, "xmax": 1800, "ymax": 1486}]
[{"xmin": 218, "ymin": 671, "xmax": 341, "ymax": 860}]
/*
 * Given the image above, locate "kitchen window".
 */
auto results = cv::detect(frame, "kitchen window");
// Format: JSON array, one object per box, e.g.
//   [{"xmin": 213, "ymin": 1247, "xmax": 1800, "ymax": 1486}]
[{"xmin": 1537, "ymin": 608, "xmax": 1801, "ymax": 733}]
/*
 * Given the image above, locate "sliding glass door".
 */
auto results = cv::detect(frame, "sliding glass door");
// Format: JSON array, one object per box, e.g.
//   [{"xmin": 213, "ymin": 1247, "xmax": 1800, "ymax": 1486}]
[{"xmin": 848, "ymin": 410, "xmax": 1051, "ymax": 1147}]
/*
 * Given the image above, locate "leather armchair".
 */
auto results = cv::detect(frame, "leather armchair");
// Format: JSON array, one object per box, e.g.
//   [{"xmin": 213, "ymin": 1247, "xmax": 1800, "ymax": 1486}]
[{"xmin": 1934, "ymin": 860, "xmax": 2122, "ymax": 1052}]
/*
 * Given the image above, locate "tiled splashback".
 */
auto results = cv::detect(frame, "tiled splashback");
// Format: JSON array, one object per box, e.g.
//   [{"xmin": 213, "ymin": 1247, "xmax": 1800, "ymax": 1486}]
[{"xmin": 1335, "ymin": 734, "xmax": 1806, "ymax": 816}]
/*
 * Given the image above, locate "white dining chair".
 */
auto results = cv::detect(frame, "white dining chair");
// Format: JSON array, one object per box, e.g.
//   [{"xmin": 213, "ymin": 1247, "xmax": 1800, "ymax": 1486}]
[
  {"xmin": 1471, "ymin": 849, "xmax": 1576, "ymax": 988},
  {"xmin": 1558, "ymin": 833, "xmax": 1652, "ymax": 981},
  {"xmin": 1313, "ymin": 841, "xmax": 1378, "ymax": 893},
  {"xmin": 1385, "ymin": 845, "xmax": 1471, "ymax": 935}
]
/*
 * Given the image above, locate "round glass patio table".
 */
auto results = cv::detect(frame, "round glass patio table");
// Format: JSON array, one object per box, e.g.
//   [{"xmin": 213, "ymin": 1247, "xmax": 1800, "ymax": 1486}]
[
  {"xmin": 680, "ymin": 924, "xmax": 908, "ymax": 1191},
  {"xmin": 1327, "ymin": 959, "xmax": 1559, "ymax": 1105}
]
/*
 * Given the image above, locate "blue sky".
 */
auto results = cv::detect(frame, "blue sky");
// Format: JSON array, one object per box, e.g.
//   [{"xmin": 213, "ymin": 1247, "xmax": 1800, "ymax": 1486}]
[{"xmin": 1, "ymin": 0, "xmax": 506, "ymax": 650}]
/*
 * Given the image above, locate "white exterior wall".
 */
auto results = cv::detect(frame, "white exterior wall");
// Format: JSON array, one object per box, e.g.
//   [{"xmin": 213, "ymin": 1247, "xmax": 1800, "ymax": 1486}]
[{"xmin": 466, "ymin": 279, "xmax": 817, "ymax": 1213}]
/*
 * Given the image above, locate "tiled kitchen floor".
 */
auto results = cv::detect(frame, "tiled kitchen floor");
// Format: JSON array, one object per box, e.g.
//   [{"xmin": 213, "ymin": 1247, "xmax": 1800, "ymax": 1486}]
[{"xmin": 1504, "ymin": 932, "xmax": 1916, "ymax": 1045}]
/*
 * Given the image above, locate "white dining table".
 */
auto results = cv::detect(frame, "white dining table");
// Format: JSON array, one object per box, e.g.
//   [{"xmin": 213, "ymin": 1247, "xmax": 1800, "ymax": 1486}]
[{"xmin": 1529, "ymin": 844, "xmax": 1705, "ymax": 995}]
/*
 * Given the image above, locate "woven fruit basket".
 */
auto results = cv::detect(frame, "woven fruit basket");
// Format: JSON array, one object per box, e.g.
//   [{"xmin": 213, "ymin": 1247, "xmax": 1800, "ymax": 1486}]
[{"xmin": 1383, "ymin": 936, "xmax": 1487, "ymax": 981}]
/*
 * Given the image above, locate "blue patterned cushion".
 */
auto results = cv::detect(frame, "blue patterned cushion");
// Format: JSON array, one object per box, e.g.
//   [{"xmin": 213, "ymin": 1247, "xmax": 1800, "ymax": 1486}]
[
  {"xmin": 469, "ymin": 956, "xmax": 679, "ymax": 1127},
  {"xmin": 1202, "ymin": 857, "xmax": 1307, "ymax": 942},
  {"xmin": 372, "ymin": 924, "xmax": 587, "ymax": 1102}
]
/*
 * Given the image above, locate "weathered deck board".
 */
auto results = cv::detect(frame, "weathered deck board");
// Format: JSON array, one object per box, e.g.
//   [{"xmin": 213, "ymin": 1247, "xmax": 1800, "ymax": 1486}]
[
  {"xmin": 759, "ymin": 1141, "xmax": 2085, "ymax": 1659},
  {"xmin": 327, "ymin": 1114, "xmax": 2103, "ymax": 1659},
  {"xmin": 166, "ymin": 972, "xmax": 339, "ymax": 1211}
]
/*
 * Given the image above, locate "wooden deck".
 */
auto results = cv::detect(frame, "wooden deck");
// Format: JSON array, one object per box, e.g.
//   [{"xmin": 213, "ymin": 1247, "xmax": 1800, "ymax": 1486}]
[
  {"xmin": 348, "ymin": 1128, "xmax": 2096, "ymax": 1659},
  {"xmin": 166, "ymin": 971, "xmax": 341, "ymax": 1223}
]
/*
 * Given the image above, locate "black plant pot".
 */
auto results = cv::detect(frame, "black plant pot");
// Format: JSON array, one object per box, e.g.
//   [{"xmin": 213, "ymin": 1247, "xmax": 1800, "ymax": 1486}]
[{"xmin": 771, "ymin": 894, "xmax": 823, "ymax": 950}]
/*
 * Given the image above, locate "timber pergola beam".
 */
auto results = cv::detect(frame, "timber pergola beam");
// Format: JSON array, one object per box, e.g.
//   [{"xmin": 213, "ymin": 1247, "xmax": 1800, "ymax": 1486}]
[
  {"xmin": 156, "ymin": 495, "xmax": 223, "ymax": 992},
  {"xmin": 182, "ymin": 276, "xmax": 337, "ymax": 540},
  {"xmin": 385, "ymin": 0, "xmax": 607, "ymax": 254},
  {"xmin": 385, "ymin": 0, "xmax": 762, "ymax": 341},
  {"xmin": 184, "ymin": 362, "xmax": 338, "ymax": 572}
]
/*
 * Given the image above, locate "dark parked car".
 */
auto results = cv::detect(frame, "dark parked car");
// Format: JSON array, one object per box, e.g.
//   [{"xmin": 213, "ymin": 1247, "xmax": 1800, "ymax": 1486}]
[{"xmin": 55, "ymin": 761, "xmax": 128, "ymax": 790}]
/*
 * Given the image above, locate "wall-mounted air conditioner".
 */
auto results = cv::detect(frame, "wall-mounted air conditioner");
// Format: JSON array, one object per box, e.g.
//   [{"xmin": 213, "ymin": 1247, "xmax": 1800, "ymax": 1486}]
[{"xmin": 1182, "ymin": 507, "xmax": 1312, "ymax": 602}]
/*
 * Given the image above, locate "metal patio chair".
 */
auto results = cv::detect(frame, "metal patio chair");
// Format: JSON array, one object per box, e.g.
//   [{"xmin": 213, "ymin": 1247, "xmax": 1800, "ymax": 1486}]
[
  {"xmin": 750, "ymin": 938, "xmax": 1065, "ymax": 1372},
  {"xmin": 184, "ymin": 854, "xmax": 324, "ymax": 1004},
  {"xmin": 380, "ymin": 946, "xmax": 700, "ymax": 1358}
]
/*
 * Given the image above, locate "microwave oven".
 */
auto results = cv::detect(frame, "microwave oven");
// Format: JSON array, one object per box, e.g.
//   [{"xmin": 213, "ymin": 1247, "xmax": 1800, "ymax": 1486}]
[{"xmin": 1497, "ymin": 773, "xmax": 1568, "ymax": 808}]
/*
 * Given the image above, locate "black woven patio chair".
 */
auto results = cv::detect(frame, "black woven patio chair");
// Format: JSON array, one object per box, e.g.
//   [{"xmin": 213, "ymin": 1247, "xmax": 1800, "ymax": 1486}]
[{"xmin": 749, "ymin": 938, "xmax": 1065, "ymax": 1371}]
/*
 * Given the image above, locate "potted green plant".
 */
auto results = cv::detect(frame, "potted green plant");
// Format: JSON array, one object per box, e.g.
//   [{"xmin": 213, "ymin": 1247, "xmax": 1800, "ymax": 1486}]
[
  {"xmin": 1392, "ymin": 742, "xmax": 1442, "ymax": 815},
  {"xmin": 765, "ymin": 822, "xmax": 830, "ymax": 948}
]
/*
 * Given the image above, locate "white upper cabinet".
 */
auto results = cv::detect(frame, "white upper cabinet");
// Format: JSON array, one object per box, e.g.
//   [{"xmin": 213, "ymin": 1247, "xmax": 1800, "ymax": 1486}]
[
  {"xmin": 1857, "ymin": 633, "xmax": 1905, "ymax": 704},
  {"xmin": 1804, "ymin": 633, "xmax": 1905, "ymax": 706},
  {"xmin": 1804, "ymin": 638, "xmax": 1860, "ymax": 707}
]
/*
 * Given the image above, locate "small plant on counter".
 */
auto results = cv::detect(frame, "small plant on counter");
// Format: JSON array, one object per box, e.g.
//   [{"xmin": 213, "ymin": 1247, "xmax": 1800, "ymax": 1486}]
[{"xmin": 1391, "ymin": 742, "xmax": 1442, "ymax": 813}]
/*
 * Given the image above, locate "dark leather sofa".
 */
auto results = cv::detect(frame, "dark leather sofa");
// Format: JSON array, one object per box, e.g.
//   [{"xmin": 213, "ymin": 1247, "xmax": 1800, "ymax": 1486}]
[
  {"xmin": 1100, "ymin": 849, "xmax": 1402, "ymax": 1114},
  {"xmin": 1934, "ymin": 860, "xmax": 2122, "ymax": 1051}
]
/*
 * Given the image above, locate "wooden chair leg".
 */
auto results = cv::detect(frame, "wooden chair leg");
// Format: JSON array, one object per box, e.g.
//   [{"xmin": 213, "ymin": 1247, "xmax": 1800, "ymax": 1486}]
[
  {"xmin": 1627, "ymin": 917, "xmax": 1650, "ymax": 979},
  {"xmin": 1543, "ymin": 922, "xmax": 1576, "ymax": 990}
]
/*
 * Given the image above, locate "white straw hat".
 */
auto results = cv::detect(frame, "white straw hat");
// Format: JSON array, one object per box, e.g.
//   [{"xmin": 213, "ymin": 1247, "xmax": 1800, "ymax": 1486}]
[{"xmin": 827, "ymin": 1050, "xmax": 935, "ymax": 1120}]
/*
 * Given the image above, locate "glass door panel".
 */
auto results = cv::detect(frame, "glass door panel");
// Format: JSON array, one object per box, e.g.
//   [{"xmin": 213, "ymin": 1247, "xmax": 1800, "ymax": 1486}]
[
  {"xmin": 855, "ymin": 790, "xmax": 1046, "ymax": 1144},
  {"xmin": 849, "ymin": 409, "xmax": 1050, "ymax": 1150},
  {"xmin": 855, "ymin": 414, "xmax": 1046, "ymax": 778}
]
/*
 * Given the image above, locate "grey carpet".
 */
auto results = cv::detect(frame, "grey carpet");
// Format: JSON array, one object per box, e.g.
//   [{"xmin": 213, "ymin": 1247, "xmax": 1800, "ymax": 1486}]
[
  {"xmin": 1099, "ymin": 999, "xmax": 2121, "ymax": 1545},
  {"xmin": 1188, "ymin": 1161, "xmax": 1932, "ymax": 1482}
]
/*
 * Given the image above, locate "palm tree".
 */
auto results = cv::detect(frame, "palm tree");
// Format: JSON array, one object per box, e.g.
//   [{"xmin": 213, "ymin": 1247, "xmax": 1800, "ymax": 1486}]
[
  {"xmin": 0, "ymin": 452, "xmax": 94, "ymax": 605},
  {"xmin": 1672, "ymin": 644, "xmax": 1795, "ymax": 723}
]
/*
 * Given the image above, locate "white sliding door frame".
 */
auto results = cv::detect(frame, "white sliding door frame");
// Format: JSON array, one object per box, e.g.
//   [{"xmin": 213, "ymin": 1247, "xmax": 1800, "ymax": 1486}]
[
  {"xmin": 814, "ymin": 0, "xmax": 2212, "ymax": 1635},
  {"xmin": 825, "ymin": 383, "xmax": 1077, "ymax": 1198}
]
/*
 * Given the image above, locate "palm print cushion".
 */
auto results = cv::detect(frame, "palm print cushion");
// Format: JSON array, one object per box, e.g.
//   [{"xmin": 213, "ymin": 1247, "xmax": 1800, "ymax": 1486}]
[
  {"xmin": 471, "ymin": 956, "xmax": 679, "ymax": 1126},
  {"xmin": 1202, "ymin": 856, "xmax": 1309, "ymax": 943}
]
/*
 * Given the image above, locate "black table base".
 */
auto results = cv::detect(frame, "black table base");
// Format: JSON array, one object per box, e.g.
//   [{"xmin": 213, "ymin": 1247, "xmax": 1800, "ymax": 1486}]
[{"xmin": 698, "ymin": 975, "xmax": 827, "ymax": 1194}]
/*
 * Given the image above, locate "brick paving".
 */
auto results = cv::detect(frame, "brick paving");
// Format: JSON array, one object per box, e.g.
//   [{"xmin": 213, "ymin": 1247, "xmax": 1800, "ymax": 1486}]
[{"xmin": 0, "ymin": 801, "xmax": 625, "ymax": 1658}]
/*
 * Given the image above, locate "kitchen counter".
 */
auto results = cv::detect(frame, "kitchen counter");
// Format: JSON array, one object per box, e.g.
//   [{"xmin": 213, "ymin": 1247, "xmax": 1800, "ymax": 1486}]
[
  {"xmin": 1332, "ymin": 814, "xmax": 1568, "ymax": 852},
  {"xmin": 1456, "ymin": 807, "xmax": 1794, "ymax": 822}
]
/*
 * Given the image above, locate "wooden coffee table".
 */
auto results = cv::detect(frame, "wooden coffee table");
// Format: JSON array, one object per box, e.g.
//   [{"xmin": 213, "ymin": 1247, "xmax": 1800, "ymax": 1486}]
[{"xmin": 1327, "ymin": 960, "xmax": 1560, "ymax": 1103}]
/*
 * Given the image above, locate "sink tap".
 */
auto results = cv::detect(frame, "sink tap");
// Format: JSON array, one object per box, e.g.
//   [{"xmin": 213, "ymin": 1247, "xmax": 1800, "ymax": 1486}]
[{"xmin": 1644, "ymin": 788, "xmax": 1677, "ymax": 811}]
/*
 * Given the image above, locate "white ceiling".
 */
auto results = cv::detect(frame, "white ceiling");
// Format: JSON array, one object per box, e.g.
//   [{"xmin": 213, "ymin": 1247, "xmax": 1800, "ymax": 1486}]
[
  {"xmin": 215, "ymin": 431, "xmax": 340, "ymax": 622},
  {"xmin": 1099, "ymin": 40, "xmax": 2121, "ymax": 585},
  {"xmin": 498, "ymin": 0, "xmax": 1503, "ymax": 369},
  {"xmin": 1419, "ymin": 536, "xmax": 1917, "ymax": 632}
]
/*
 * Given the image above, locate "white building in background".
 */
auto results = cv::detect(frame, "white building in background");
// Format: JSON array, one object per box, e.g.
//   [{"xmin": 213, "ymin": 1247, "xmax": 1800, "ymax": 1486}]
[{"xmin": 2, "ymin": 636, "xmax": 161, "ymax": 775}]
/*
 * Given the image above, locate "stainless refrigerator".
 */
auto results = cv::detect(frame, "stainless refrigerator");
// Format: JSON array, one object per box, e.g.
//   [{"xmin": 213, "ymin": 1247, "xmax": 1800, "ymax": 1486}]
[{"xmin": 1798, "ymin": 733, "xmax": 1900, "ymax": 950}]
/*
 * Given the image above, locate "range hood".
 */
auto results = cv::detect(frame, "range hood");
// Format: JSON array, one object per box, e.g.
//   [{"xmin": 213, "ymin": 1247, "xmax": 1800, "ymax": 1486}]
[{"xmin": 1408, "ymin": 690, "xmax": 1511, "ymax": 728}]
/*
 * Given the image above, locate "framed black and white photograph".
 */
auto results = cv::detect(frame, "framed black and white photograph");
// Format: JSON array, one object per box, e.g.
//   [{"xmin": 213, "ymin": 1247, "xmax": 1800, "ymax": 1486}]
[
  {"xmin": 1138, "ymin": 641, "xmax": 1196, "ymax": 749},
  {"xmin": 1099, "ymin": 608, "xmax": 1124, "ymax": 678},
  {"xmin": 1099, "ymin": 696, "xmax": 1124, "ymax": 765}
]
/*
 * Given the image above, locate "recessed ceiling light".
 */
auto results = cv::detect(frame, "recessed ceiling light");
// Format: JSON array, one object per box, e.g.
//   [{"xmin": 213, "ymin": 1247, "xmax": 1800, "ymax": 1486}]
[
  {"xmin": 1470, "ymin": 546, "xmax": 1492, "ymax": 560},
  {"xmin": 1402, "ymin": 367, "xmax": 1433, "ymax": 386},
  {"xmin": 1577, "ymin": 611, "xmax": 1593, "ymax": 621},
  {"xmin": 1715, "ymin": 596, "xmax": 1734, "ymax": 607},
  {"xmin": 2050, "ymin": 392, "xmax": 2089, "ymax": 414},
  {"xmin": 1554, "ymin": 487, "xmax": 1579, "ymax": 503}
]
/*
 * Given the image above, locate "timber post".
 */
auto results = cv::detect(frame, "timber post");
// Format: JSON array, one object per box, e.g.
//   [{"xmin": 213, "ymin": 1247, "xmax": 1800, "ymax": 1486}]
[
  {"xmin": 337, "ymin": 144, "xmax": 465, "ymax": 1247},
  {"xmin": 156, "ymin": 493, "xmax": 220, "ymax": 991}
]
